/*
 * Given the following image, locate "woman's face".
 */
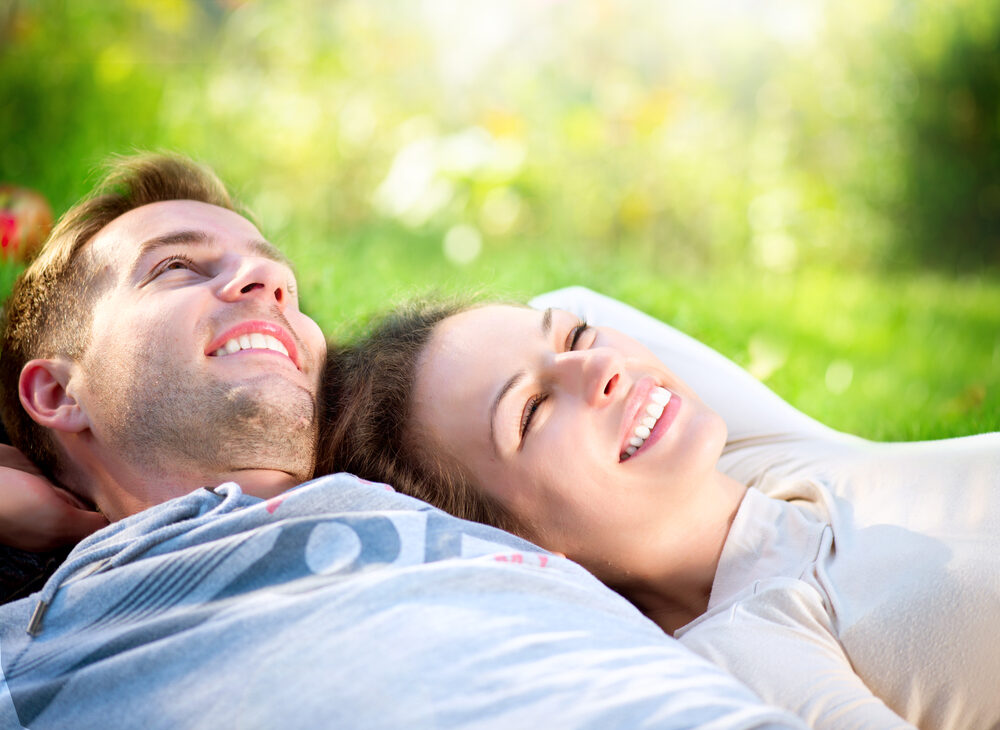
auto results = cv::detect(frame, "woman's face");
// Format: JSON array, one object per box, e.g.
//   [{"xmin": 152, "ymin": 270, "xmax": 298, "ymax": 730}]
[{"xmin": 413, "ymin": 304, "xmax": 734, "ymax": 581}]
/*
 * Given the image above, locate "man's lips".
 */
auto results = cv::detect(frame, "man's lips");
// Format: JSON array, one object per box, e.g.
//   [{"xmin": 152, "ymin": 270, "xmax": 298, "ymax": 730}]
[{"xmin": 205, "ymin": 320, "xmax": 301, "ymax": 370}]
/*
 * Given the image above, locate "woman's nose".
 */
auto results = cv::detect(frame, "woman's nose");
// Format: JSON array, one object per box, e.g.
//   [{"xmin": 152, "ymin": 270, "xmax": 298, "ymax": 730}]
[
  {"xmin": 217, "ymin": 256, "xmax": 289, "ymax": 309},
  {"xmin": 551, "ymin": 347, "xmax": 623, "ymax": 407}
]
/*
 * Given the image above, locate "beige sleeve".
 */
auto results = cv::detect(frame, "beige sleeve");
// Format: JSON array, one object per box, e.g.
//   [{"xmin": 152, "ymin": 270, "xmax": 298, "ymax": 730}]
[{"xmin": 678, "ymin": 581, "xmax": 916, "ymax": 730}]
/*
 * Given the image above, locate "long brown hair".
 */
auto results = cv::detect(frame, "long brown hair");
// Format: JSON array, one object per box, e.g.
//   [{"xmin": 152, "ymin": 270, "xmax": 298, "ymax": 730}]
[{"xmin": 319, "ymin": 299, "xmax": 523, "ymax": 534}]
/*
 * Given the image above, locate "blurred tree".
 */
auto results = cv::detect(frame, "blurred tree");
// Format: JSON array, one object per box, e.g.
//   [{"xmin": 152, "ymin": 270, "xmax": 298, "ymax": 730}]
[
  {"xmin": 0, "ymin": 0, "xmax": 213, "ymax": 210},
  {"xmin": 2, "ymin": 0, "xmax": 999, "ymax": 274},
  {"xmin": 891, "ymin": 1, "xmax": 1000, "ymax": 270}
]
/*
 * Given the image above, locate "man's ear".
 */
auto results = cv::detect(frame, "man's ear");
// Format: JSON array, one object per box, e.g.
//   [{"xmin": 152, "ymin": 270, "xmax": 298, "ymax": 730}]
[{"xmin": 19, "ymin": 359, "xmax": 90, "ymax": 433}]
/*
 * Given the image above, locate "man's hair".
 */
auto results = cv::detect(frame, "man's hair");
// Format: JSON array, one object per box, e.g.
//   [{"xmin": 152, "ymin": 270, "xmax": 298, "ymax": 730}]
[
  {"xmin": 0, "ymin": 153, "xmax": 240, "ymax": 481},
  {"xmin": 319, "ymin": 299, "xmax": 523, "ymax": 535}
]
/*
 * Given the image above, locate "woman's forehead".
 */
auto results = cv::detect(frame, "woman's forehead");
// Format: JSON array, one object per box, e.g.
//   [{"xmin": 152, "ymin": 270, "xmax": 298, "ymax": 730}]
[
  {"xmin": 442, "ymin": 304, "xmax": 542, "ymax": 340},
  {"xmin": 415, "ymin": 307, "xmax": 530, "ymax": 414}
]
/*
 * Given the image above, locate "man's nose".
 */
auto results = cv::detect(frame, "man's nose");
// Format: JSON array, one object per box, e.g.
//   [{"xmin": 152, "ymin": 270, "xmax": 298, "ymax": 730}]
[
  {"xmin": 551, "ymin": 347, "xmax": 623, "ymax": 407},
  {"xmin": 217, "ymin": 256, "xmax": 289, "ymax": 308}
]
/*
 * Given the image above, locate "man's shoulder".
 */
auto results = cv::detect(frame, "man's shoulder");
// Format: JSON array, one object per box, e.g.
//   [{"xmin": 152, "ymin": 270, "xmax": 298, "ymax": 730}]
[
  {"xmin": 55, "ymin": 473, "xmax": 562, "ymax": 582},
  {"xmin": 0, "ymin": 472, "xmax": 806, "ymax": 730}
]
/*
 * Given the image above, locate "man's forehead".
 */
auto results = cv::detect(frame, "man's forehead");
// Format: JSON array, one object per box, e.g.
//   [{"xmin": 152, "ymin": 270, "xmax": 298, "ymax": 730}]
[{"xmin": 88, "ymin": 199, "xmax": 282, "ymax": 265}]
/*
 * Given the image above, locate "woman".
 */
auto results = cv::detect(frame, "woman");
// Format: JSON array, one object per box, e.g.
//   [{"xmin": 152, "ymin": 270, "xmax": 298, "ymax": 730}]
[{"xmin": 321, "ymin": 286, "xmax": 1000, "ymax": 730}]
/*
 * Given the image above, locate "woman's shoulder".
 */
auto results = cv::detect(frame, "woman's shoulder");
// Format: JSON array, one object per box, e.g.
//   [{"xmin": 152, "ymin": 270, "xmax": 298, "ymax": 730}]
[
  {"xmin": 677, "ymin": 570, "xmax": 839, "ymax": 652},
  {"xmin": 701, "ymin": 487, "xmax": 833, "ymax": 614}
]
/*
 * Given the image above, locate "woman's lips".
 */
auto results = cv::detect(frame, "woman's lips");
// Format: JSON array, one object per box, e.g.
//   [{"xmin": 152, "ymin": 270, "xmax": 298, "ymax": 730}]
[
  {"xmin": 617, "ymin": 377, "xmax": 658, "ymax": 454},
  {"xmin": 628, "ymin": 392, "xmax": 681, "ymax": 460},
  {"xmin": 618, "ymin": 382, "xmax": 681, "ymax": 462}
]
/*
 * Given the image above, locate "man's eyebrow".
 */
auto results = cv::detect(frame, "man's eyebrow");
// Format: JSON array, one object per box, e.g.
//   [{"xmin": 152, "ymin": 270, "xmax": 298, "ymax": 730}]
[
  {"xmin": 132, "ymin": 230, "xmax": 290, "ymax": 276},
  {"xmin": 490, "ymin": 370, "xmax": 525, "ymax": 457}
]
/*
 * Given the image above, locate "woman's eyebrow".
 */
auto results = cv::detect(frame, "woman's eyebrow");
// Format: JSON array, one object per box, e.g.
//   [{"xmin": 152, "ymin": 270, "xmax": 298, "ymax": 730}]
[
  {"xmin": 490, "ymin": 370, "xmax": 525, "ymax": 456},
  {"xmin": 488, "ymin": 310, "xmax": 552, "ymax": 455}
]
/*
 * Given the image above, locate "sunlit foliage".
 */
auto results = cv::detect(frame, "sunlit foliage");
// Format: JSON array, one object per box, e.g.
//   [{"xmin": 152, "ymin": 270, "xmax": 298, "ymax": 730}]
[{"xmin": 1, "ymin": 0, "xmax": 998, "ymax": 439}]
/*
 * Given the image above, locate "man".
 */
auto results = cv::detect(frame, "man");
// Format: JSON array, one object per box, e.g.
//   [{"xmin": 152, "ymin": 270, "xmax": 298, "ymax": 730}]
[
  {"xmin": 1, "ymin": 154, "xmax": 324, "ymax": 530},
  {"xmin": 0, "ymin": 154, "xmax": 802, "ymax": 728}
]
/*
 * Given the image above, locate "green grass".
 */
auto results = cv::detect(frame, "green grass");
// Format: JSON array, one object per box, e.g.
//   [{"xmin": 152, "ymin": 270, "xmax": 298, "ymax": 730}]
[
  {"xmin": 4, "ymin": 237, "xmax": 997, "ymax": 443},
  {"xmin": 624, "ymin": 267, "xmax": 1000, "ymax": 441},
  {"xmin": 2, "ymin": 0, "xmax": 997, "ymax": 449},
  {"xmin": 259, "ymin": 220, "xmax": 1000, "ymax": 443}
]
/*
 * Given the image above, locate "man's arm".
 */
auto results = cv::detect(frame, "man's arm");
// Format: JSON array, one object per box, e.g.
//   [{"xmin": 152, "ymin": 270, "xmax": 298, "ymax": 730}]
[{"xmin": 0, "ymin": 444, "xmax": 108, "ymax": 551}]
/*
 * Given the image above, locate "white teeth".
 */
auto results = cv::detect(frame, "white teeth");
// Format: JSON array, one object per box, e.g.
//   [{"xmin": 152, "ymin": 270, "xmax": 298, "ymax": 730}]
[
  {"xmin": 620, "ymin": 386, "xmax": 674, "ymax": 462},
  {"xmin": 651, "ymin": 387, "xmax": 671, "ymax": 406},
  {"xmin": 212, "ymin": 332, "xmax": 291, "ymax": 360},
  {"xmin": 264, "ymin": 334, "xmax": 289, "ymax": 357}
]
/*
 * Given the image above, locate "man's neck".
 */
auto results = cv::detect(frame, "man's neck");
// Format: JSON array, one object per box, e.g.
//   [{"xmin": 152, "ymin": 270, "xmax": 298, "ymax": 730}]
[
  {"xmin": 97, "ymin": 469, "xmax": 303, "ymax": 522},
  {"xmin": 63, "ymin": 436, "xmax": 305, "ymax": 522}
]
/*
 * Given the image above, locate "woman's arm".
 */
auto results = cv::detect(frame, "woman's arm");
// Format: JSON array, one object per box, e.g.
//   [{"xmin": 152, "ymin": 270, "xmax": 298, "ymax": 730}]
[
  {"xmin": 533, "ymin": 287, "xmax": 1000, "ymax": 497},
  {"xmin": 679, "ymin": 586, "xmax": 918, "ymax": 730}
]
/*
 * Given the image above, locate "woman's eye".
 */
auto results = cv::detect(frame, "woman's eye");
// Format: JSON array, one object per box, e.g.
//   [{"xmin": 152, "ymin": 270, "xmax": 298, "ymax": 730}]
[
  {"xmin": 567, "ymin": 321, "xmax": 591, "ymax": 350},
  {"xmin": 520, "ymin": 394, "xmax": 547, "ymax": 441}
]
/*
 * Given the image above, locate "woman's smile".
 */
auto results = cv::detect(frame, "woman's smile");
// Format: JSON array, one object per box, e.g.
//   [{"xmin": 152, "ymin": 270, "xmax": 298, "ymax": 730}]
[{"xmin": 618, "ymin": 380, "xmax": 679, "ymax": 461}]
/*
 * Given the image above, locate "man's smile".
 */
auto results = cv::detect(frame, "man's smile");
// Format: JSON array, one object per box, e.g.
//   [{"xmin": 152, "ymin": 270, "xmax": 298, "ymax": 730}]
[{"xmin": 206, "ymin": 320, "xmax": 301, "ymax": 370}]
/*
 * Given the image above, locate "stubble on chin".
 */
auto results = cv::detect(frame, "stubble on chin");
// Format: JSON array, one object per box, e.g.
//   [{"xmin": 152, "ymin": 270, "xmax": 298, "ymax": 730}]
[
  {"xmin": 93, "ymin": 368, "xmax": 319, "ymax": 484},
  {"xmin": 213, "ymin": 379, "xmax": 318, "ymax": 479}
]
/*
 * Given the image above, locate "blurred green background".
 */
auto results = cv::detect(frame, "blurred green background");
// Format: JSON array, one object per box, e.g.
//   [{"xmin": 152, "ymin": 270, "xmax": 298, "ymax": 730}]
[{"xmin": 1, "ymin": 0, "xmax": 998, "ymax": 440}]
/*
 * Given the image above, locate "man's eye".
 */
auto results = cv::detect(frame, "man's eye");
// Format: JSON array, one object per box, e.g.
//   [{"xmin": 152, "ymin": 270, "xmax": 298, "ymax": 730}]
[
  {"xmin": 567, "ymin": 321, "xmax": 590, "ymax": 350},
  {"xmin": 155, "ymin": 255, "xmax": 197, "ymax": 275}
]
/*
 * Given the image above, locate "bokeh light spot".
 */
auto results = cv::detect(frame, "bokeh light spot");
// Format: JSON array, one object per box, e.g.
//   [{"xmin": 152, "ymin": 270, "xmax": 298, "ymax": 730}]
[
  {"xmin": 443, "ymin": 223, "xmax": 483, "ymax": 265},
  {"xmin": 825, "ymin": 359, "xmax": 854, "ymax": 394}
]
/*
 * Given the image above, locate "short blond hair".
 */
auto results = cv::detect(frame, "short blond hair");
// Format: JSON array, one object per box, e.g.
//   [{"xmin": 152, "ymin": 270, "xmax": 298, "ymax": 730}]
[{"xmin": 0, "ymin": 153, "xmax": 240, "ymax": 480}]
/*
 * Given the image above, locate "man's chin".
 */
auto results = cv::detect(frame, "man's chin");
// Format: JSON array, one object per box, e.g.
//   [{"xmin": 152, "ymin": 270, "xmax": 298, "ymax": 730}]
[{"xmin": 107, "ymin": 378, "xmax": 318, "ymax": 484}]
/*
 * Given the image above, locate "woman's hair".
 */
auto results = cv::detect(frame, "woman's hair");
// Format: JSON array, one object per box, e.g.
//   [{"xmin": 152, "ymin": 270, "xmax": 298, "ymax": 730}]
[{"xmin": 319, "ymin": 298, "xmax": 524, "ymax": 535}]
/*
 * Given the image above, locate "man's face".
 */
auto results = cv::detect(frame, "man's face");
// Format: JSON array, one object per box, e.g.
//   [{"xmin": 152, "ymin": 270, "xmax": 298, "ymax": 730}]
[{"xmin": 72, "ymin": 200, "xmax": 326, "ymax": 489}]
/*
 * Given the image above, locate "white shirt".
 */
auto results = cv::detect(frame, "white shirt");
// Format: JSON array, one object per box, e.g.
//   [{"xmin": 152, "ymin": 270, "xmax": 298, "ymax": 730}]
[
  {"xmin": 677, "ymin": 434, "xmax": 1000, "ymax": 730},
  {"xmin": 532, "ymin": 287, "xmax": 1000, "ymax": 730}
]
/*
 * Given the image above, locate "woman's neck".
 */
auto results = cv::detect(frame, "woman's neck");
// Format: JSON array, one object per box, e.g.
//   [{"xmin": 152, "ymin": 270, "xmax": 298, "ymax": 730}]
[{"xmin": 615, "ymin": 470, "xmax": 747, "ymax": 635}]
